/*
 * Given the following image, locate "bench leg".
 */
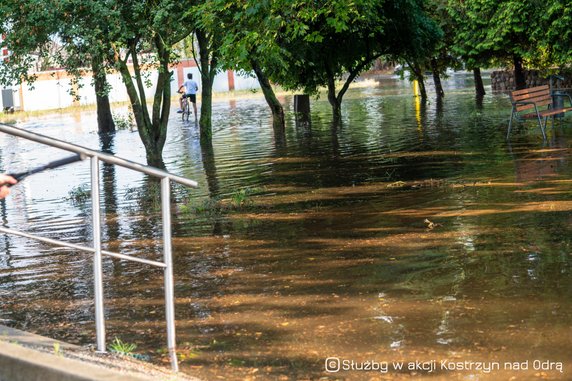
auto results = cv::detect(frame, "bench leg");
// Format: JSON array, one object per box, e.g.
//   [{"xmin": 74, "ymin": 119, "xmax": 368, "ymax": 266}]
[
  {"xmin": 507, "ymin": 106, "xmax": 516, "ymax": 139},
  {"xmin": 536, "ymin": 111, "xmax": 547, "ymax": 140}
]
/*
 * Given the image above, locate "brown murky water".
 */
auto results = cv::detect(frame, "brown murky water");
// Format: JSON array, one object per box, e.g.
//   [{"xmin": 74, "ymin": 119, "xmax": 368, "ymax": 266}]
[{"xmin": 1, "ymin": 74, "xmax": 571, "ymax": 380}]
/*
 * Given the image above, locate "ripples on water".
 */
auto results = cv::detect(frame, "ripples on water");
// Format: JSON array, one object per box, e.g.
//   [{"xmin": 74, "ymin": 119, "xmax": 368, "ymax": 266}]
[{"xmin": 1, "ymin": 73, "xmax": 571, "ymax": 380}]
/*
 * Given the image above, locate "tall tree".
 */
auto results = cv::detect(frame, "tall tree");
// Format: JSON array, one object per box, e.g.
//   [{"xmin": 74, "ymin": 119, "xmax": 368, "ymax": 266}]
[
  {"xmin": 194, "ymin": 28, "xmax": 220, "ymax": 144},
  {"xmin": 426, "ymin": 0, "xmax": 461, "ymax": 98},
  {"xmin": 541, "ymin": 0, "xmax": 572, "ymax": 67},
  {"xmin": 448, "ymin": 0, "xmax": 545, "ymax": 90},
  {"xmin": 0, "ymin": 0, "xmax": 115, "ymax": 133},
  {"xmin": 388, "ymin": 0, "xmax": 443, "ymax": 100},
  {"xmin": 276, "ymin": 0, "xmax": 387, "ymax": 121},
  {"xmin": 61, "ymin": 0, "xmax": 193, "ymax": 166},
  {"xmin": 274, "ymin": 0, "xmax": 441, "ymax": 120},
  {"xmin": 1, "ymin": 0, "xmax": 195, "ymax": 166},
  {"xmin": 193, "ymin": 0, "xmax": 287, "ymax": 135}
]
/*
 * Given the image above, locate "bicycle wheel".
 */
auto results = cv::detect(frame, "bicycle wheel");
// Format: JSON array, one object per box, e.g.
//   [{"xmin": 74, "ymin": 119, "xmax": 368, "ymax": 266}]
[{"xmin": 181, "ymin": 100, "xmax": 189, "ymax": 121}]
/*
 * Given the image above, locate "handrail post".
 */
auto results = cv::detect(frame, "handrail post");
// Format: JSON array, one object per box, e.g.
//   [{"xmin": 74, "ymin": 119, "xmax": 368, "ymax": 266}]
[
  {"xmin": 161, "ymin": 177, "xmax": 178, "ymax": 372},
  {"xmin": 0, "ymin": 123, "xmax": 200, "ymax": 370},
  {"xmin": 91, "ymin": 156, "xmax": 106, "ymax": 352}
]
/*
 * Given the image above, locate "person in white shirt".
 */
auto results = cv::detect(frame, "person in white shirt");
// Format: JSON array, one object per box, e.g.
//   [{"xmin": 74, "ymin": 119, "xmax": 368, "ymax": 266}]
[{"xmin": 178, "ymin": 73, "xmax": 199, "ymax": 116}]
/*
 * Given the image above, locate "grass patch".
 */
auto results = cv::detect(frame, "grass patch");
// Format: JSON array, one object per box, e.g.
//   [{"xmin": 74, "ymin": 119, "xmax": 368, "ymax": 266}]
[
  {"xmin": 109, "ymin": 337, "xmax": 137, "ymax": 356},
  {"xmin": 66, "ymin": 184, "xmax": 91, "ymax": 205}
]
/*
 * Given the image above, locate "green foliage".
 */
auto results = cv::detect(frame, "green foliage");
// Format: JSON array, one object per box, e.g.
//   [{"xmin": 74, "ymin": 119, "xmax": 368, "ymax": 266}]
[
  {"xmin": 0, "ymin": 1, "xmax": 59, "ymax": 86},
  {"xmin": 424, "ymin": 0, "xmax": 463, "ymax": 73},
  {"xmin": 109, "ymin": 337, "xmax": 137, "ymax": 356},
  {"xmin": 388, "ymin": 0, "xmax": 444, "ymax": 96},
  {"xmin": 0, "ymin": 0, "xmax": 195, "ymax": 165},
  {"xmin": 447, "ymin": 0, "xmax": 548, "ymax": 69},
  {"xmin": 179, "ymin": 197, "xmax": 223, "ymax": 218},
  {"xmin": 542, "ymin": 0, "xmax": 572, "ymax": 65},
  {"xmin": 179, "ymin": 187, "xmax": 264, "ymax": 219},
  {"xmin": 112, "ymin": 111, "xmax": 135, "ymax": 131},
  {"xmin": 229, "ymin": 187, "xmax": 255, "ymax": 209},
  {"xmin": 194, "ymin": 0, "xmax": 441, "ymax": 118}
]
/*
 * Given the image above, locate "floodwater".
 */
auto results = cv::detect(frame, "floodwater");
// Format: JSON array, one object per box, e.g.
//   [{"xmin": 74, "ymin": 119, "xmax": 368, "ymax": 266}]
[{"xmin": 0, "ymin": 73, "xmax": 571, "ymax": 380}]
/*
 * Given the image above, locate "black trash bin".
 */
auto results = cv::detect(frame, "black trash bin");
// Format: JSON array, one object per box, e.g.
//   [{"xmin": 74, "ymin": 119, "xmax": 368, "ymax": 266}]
[{"xmin": 549, "ymin": 75, "xmax": 565, "ymax": 118}]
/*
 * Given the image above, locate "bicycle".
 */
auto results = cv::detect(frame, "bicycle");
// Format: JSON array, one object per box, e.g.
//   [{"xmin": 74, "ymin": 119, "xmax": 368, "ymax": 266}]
[{"xmin": 178, "ymin": 91, "xmax": 191, "ymax": 121}]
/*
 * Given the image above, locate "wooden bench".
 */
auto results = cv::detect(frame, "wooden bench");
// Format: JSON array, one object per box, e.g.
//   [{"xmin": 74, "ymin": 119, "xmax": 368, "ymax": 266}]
[{"xmin": 507, "ymin": 84, "xmax": 572, "ymax": 139}]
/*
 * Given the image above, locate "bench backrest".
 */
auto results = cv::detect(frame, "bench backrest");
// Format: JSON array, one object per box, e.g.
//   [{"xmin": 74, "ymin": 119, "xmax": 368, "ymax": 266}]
[{"xmin": 510, "ymin": 85, "xmax": 552, "ymax": 112}]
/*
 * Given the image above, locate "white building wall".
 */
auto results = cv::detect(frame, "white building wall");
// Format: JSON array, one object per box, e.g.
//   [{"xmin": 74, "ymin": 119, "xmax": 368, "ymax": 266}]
[
  {"xmin": 13, "ymin": 66, "xmax": 261, "ymax": 112},
  {"xmin": 234, "ymin": 73, "xmax": 260, "ymax": 91},
  {"xmin": 21, "ymin": 78, "xmax": 74, "ymax": 111},
  {"xmin": 77, "ymin": 76, "xmax": 96, "ymax": 105}
]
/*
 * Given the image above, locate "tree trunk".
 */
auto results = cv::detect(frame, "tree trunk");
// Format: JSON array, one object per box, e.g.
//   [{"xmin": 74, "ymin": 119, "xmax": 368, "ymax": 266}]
[
  {"xmin": 200, "ymin": 139, "xmax": 223, "ymax": 236},
  {"xmin": 325, "ymin": 68, "xmax": 342, "ymax": 123},
  {"xmin": 473, "ymin": 67, "xmax": 486, "ymax": 96},
  {"xmin": 328, "ymin": 84, "xmax": 342, "ymax": 123},
  {"xmin": 324, "ymin": 54, "xmax": 378, "ymax": 124},
  {"xmin": 200, "ymin": 139, "xmax": 219, "ymax": 198},
  {"xmin": 116, "ymin": 39, "xmax": 170, "ymax": 168},
  {"xmin": 409, "ymin": 62, "xmax": 427, "ymax": 100},
  {"xmin": 418, "ymin": 78, "xmax": 427, "ymax": 100},
  {"xmin": 250, "ymin": 58, "xmax": 285, "ymax": 133},
  {"xmin": 513, "ymin": 54, "xmax": 526, "ymax": 90},
  {"xmin": 199, "ymin": 82, "xmax": 213, "ymax": 143},
  {"xmin": 431, "ymin": 59, "xmax": 445, "ymax": 98},
  {"xmin": 196, "ymin": 29, "xmax": 216, "ymax": 144},
  {"xmin": 99, "ymin": 133, "xmax": 120, "ymax": 243},
  {"xmin": 92, "ymin": 56, "xmax": 115, "ymax": 134}
]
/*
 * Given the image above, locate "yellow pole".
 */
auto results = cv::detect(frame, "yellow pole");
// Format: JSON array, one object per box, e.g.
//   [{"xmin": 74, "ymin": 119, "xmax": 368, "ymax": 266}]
[{"xmin": 413, "ymin": 80, "xmax": 420, "ymax": 97}]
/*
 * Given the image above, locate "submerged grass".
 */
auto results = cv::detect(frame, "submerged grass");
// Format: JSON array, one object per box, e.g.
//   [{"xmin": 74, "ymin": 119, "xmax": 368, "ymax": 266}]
[
  {"xmin": 66, "ymin": 185, "xmax": 91, "ymax": 206},
  {"xmin": 179, "ymin": 186, "xmax": 266, "ymax": 217}
]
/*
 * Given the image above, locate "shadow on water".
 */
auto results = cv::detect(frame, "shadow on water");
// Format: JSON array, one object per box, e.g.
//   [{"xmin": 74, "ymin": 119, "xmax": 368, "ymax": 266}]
[{"xmin": 0, "ymin": 73, "xmax": 571, "ymax": 380}]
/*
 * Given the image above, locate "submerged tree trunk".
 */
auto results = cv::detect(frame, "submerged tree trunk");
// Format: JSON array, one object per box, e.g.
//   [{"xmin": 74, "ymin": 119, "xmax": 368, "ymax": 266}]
[
  {"xmin": 250, "ymin": 58, "xmax": 285, "ymax": 134},
  {"xmin": 92, "ymin": 55, "xmax": 115, "ymax": 134},
  {"xmin": 116, "ymin": 37, "xmax": 171, "ymax": 167},
  {"xmin": 196, "ymin": 29, "xmax": 217, "ymax": 144},
  {"xmin": 418, "ymin": 78, "xmax": 427, "ymax": 100},
  {"xmin": 408, "ymin": 62, "xmax": 427, "ymax": 100},
  {"xmin": 327, "ymin": 78, "xmax": 342, "ymax": 123},
  {"xmin": 200, "ymin": 139, "xmax": 220, "ymax": 198},
  {"xmin": 199, "ymin": 79, "xmax": 213, "ymax": 142},
  {"xmin": 326, "ymin": 62, "xmax": 364, "ymax": 123},
  {"xmin": 513, "ymin": 54, "xmax": 526, "ymax": 90},
  {"xmin": 99, "ymin": 133, "xmax": 120, "ymax": 243},
  {"xmin": 431, "ymin": 59, "xmax": 445, "ymax": 98},
  {"xmin": 473, "ymin": 67, "xmax": 486, "ymax": 96}
]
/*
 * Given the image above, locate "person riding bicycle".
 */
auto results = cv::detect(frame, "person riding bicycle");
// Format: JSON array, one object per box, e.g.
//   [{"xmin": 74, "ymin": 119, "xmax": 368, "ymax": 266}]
[{"xmin": 178, "ymin": 73, "xmax": 199, "ymax": 116}]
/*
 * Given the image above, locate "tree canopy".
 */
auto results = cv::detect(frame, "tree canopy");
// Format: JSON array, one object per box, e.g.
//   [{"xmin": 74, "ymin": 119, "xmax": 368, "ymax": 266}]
[
  {"xmin": 2, "ymin": 0, "xmax": 572, "ymax": 162},
  {"xmin": 271, "ymin": 0, "xmax": 441, "ymax": 119},
  {"xmin": 1, "ymin": 0, "xmax": 193, "ymax": 166}
]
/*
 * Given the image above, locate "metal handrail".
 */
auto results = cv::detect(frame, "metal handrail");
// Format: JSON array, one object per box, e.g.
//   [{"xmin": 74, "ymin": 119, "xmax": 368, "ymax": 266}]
[
  {"xmin": 0, "ymin": 122, "xmax": 198, "ymax": 372},
  {"xmin": 0, "ymin": 123, "xmax": 198, "ymax": 188}
]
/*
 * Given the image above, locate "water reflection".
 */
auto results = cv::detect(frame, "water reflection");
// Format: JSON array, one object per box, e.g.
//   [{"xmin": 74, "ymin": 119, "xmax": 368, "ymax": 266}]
[{"xmin": 0, "ymin": 73, "xmax": 571, "ymax": 380}]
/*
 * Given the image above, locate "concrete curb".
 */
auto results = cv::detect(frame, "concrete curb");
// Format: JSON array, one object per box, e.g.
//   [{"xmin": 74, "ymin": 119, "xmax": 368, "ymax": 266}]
[
  {"xmin": 0, "ymin": 325, "xmax": 168, "ymax": 381},
  {"xmin": 0, "ymin": 340, "xmax": 150, "ymax": 381}
]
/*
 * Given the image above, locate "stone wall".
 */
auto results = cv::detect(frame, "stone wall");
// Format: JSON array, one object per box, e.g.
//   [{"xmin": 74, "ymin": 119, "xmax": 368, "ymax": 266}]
[{"xmin": 491, "ymin": 70, "xmax": 572, "ymax": 91}]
